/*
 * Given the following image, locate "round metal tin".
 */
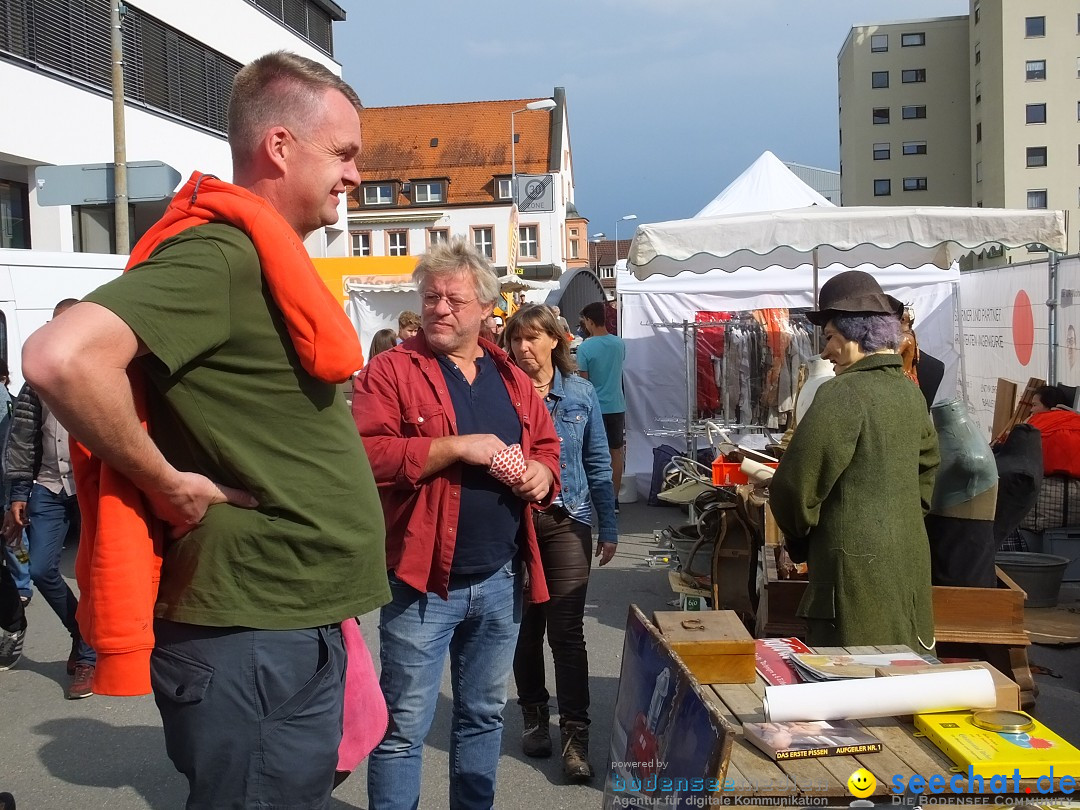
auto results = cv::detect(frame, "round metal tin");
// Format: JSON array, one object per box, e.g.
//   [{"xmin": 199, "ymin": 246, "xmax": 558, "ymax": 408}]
[{"xmin": 971, "ymin": 710, "xmax": 1035, "ymax": 733}]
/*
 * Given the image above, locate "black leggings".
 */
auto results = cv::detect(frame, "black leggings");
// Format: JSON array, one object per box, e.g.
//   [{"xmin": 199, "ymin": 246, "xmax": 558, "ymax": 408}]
[{"xmin": 513, "ymin": 509, "xmax": 593, "ymax": 725}]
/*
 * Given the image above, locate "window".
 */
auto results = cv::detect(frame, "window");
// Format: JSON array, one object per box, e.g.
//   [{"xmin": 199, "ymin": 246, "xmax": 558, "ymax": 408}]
[
  {"xmin": 902, "ymin": 69, "xmax": 926, "ymax": 83},
  {"xmin": 387, "ymin": 231, "xmax": 408, "ymax": 257},
  {"xmin": 350, "ymin": 231, "xmax": 371, "ymax": 256},
  {"xmin": 428, "ymin": 228, "xmax": 449, "ymax": 246},
  {"xmin": 247, "ymin": 0, "xmax": 334, "ymax": 54},
  {"xmin": 872, "ymin": 71, "xmax": 889, "ymax": 89},
  {"xmin": 974, "ymin": 3, "xmax": 980, "ymax": 24},
  {"xmin": 873, "ymin": 142, "xmax": 891, "ymax": 160},
  {"xmin": 569, "ymin": 227, "xmax": 580, "ymax": 260},
  {"xmin": 874, "ymin": 179, "xmax": 892, "ymax": 197},
  {"xmin": 472, "ymin": 227, "xmax": 494, "ymax": 259},
  {"xmin": 519, "ymin": 225, "xmax": 538, "ymax": 259},
  {"xmin": 363, "ymin": 184, "xmax": 394, "ymax": 205},
  {"xmin": 1027, "ymin": 189, "xmax": 1048, "ymax": 209},
  {"xmin": 976, "ymin": 161, "xmax": 983, "ymax": 183},
  {"xmin": 975, "ymin": 81, "xmax": 981, "ymax": 104},
  {"xmin": 903, "ymin": 177, "xmax": 928, "ymax": 192},
  {"xmin": 0, "ymin": 180, "xmax": 30, "ymax": 249},
  {"xmin": 976, "ymin": 122, "xmax": 982, "ymax": 142},
  {"xmin": 975, "ymin": 46, "xmax": 981, "ymax": 65},
  {"xmin": 495, "ymin": 178, "xmax": 512, "ymax": 200},
  {"xmin": 901, "ymin": 105, "xmax": 927, "ymax": 119},
  {"xmin": 1026, "ymin": 60, "xmax": 1046, "ymax": 81},
  {"xmin": 1026, "ymin": 16, "xmax": 1046, "ymax": 38},
  {"xmin": 902, "ymin": 141, "xmax": 927, "ymax": 155},
  {"xmin": 1026, "ymin": 104, "xmax": 1047, "ymax": 124},
  {"xmin": 871, "ymin": 34, "xmax": 888, "ymax": 52},
  {"xmin": 1027, "ymin": 147, "xmax": 1048, "ymax": 168},
  {"xmin": 1077, "ymin": 57, "xmax": 1080, "ymax": 79},
  {"xmin": 901, "ymin": 32, "xmax": 926, "ymax": 47},
  {"xmin": 873, "ymin": 107, "xmax": 890, "ymax": 125},
  {"xmin": 412, "ymin": 182, "xmax": 443, "ymax": 204}
]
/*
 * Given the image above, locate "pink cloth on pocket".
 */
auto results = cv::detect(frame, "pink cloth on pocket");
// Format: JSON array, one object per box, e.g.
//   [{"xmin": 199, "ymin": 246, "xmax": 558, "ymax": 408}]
[
  {"xmin": 489, "ymin": 443, "xmax": 527, "ymax": 487},
  {"xmin": 337, "ymin": 619, "xmax": 388, "ymax": 773}
]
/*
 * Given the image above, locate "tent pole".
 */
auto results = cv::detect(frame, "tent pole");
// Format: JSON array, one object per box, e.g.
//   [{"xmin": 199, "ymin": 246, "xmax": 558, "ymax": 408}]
[
  {"xmin": 953, "ymin": 279, "xmax": 970, "ymax": 408},
  {"xmin": 1048, "ymin": 250, "xmax": 1060, "ymax": 386},
  {"xmin": 812, "ymin": 247, "xmax": 822, "ymax": 352},
  {"xmin": 684, "ymin": 320, "xmax": 695, "ymax": 460}
]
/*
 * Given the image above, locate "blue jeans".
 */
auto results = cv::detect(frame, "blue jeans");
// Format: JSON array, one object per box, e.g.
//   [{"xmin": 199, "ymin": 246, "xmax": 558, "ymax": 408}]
[
  {"xmin": 27, "ymin": 484, "xmax": 95, "ymax": 665},
  {"xmin": 2, "ymin": 530, "xmax": 31, "ymax": 599},
  {"xmin": 367, "ymin": 559, "xmax": 523, "ymax": 810}
]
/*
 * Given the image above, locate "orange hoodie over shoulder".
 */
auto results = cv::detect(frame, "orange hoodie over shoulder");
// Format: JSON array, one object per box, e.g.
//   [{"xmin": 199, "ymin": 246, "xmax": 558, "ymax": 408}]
[{"xmin": 70, "ymin": 172, "xmax": 364, "ymax": 695}]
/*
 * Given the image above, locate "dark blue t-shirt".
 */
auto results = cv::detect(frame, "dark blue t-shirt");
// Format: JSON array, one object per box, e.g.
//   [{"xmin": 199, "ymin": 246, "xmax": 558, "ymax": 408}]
[{"xmin": 437, "ymin": 351, "xmax": 523, "ymax": 574}]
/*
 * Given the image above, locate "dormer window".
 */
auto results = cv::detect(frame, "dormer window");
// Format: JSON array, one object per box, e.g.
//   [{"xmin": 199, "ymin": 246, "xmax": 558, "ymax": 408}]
[
  {"xmin": 362, "ymin": 184, "xmax": 394, "ymax": 206},
  {"xmin": 413, "ymin": 182, "xmax": 444, "ymax": 204},
  {"xmin": 496, "ymin": 178, "xmax": 513, "ymax": 200}
]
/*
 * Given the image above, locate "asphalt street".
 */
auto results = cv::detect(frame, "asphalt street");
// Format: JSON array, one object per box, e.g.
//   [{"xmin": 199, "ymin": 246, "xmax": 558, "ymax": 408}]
[{"xmin": 2, "ymin": 499, "xmax": 1078, "ymax": 808}]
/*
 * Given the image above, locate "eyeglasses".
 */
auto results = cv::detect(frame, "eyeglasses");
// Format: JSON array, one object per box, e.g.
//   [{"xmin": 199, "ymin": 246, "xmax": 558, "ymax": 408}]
[{"xmin": 420, "ymin": 292, "xmax": 477, "ymax": 313}]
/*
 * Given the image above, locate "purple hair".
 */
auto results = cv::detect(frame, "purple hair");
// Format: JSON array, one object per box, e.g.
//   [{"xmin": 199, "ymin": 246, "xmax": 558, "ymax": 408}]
[{"xmin": 831, "ymin": 313, "xmax": 901, "ymax": 352}]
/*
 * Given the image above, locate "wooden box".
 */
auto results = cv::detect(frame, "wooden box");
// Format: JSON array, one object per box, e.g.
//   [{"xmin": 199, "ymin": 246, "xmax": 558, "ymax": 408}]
[{"xmin": 653, "ymin": 610, "xmax": 756, "ymax": 684}]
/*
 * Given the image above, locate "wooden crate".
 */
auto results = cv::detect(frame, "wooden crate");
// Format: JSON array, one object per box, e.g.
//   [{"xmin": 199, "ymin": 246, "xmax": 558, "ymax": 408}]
[{"xmin": 654, "ymin": 610, "xmax": 756, "ymax": 684}]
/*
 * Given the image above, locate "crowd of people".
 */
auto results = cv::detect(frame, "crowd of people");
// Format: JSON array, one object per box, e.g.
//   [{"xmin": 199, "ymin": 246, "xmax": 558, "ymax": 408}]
[
  {"xmin": 0, "ymin": 49, "xmax": 629, "ymax": 810},
  {"xmin": 4, "ymin": 46, "xmax": 1079, "ymax": 810}
]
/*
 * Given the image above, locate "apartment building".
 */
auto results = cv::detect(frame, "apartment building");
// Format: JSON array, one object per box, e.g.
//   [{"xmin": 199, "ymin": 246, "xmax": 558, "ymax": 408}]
[
  {"xmin": 350, "ymin": 89, "xmax": 586, "ymax": 280},
  {"xmin": 839, "ymin": 2, "xmax": 1080, "ymax": 256},
  {"xmin": 0, "ymin": 0, "xmax": 350, "ymax": 257}
]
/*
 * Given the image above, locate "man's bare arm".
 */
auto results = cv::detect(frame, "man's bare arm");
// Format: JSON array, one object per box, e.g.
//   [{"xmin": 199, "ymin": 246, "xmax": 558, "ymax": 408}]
[{"xmin": 23, "ymin": 302, "xmax": 256, "ymax": 531}]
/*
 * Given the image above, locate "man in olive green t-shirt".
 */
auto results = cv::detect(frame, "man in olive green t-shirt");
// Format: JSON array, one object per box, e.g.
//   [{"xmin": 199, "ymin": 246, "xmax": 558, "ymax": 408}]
[{"xmin": 20, "ymin": 53, "xmax": 388, "ymax": 808}]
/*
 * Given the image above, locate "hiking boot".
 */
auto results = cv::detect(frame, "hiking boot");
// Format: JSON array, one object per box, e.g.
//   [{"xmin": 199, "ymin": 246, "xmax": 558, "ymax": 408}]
[
  {"xmin": 0, "ymin": 627, "xmax": 25, "ymax": 671},
  {"xmin": 66, "ymin": 663, "xmax": 95, "ymax": 700},
  {"xmin": 561, "ymin": 721, "xmax": 593, "ymax": 783},
  {"xmin": 521, "ymin": 703, "xmax": 552, "ymax": 758}
]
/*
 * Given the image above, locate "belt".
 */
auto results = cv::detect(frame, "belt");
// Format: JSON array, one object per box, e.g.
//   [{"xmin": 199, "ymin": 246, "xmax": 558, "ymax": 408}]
[{"xmin": 538, "ymin": 504, "xmax": 570, "ymax": 522}]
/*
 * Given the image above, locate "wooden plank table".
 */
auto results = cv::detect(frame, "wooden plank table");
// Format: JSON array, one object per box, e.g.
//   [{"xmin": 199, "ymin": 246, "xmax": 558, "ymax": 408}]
[
  {"xmin": 699, "ymin": 644, "xmax": 1073, "ymax": 804},
  {"xmin": 754, "ymin": 549, "xmax": 1037, "ymax": 708}
]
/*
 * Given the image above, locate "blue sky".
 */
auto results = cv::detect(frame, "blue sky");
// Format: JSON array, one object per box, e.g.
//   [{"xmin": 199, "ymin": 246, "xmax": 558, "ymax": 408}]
[{"xmin": 335, "ymin": 1, "xmax": 968, "ymax": 235}]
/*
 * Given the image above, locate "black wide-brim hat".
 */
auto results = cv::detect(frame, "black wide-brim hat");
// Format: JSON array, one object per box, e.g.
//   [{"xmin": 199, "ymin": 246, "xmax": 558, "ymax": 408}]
[{"xmin": 807, "ymin": 270, "xmax": 904, "ymax": 326}]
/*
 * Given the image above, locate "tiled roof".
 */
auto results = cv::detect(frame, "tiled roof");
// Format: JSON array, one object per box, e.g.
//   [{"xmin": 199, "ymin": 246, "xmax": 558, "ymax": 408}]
[
  {"xmin": 353, "ymin": 99, "xmax": 554, "ymax": 208},
  {"xmin": 589, "ymin": 239, "xmax": 632, "ymax": 267}
]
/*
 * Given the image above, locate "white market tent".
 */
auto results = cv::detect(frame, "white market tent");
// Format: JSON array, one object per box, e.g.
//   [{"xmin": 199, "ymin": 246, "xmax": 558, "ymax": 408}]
[{"xmin": 616, "ymin": 151, "xmax": 1068, "ymax": 494}]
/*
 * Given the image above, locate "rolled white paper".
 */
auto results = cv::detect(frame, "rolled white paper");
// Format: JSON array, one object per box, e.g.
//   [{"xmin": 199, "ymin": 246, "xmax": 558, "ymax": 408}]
[
  {"xmin": 740, "ymin": 458, "xmax": 775, "ymax": 484},
  {"xmin": 763, "ymin": 669, "xmax": 997, "ymax": 722}
]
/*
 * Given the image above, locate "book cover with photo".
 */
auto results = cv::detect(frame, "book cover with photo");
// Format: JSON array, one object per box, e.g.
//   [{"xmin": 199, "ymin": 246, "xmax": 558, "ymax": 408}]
[
  {"xmin": 742, "ymin": 720, "xmax": 883, "ymax": 761},
  {"xmin": 754, "ymin": 638, "xmax": 812, "ymax": 686}
]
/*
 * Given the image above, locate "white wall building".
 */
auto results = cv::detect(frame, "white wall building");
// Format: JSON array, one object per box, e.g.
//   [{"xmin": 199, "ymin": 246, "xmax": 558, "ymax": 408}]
[{"xmin": 0, "ymin": 0, "xmax": 351, "ymax": 258}]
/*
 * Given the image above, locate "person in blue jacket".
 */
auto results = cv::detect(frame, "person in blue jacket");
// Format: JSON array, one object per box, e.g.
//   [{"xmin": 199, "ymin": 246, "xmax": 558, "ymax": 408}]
[{"xmin": 505, "ymin": 304, "xmax": 618, "ymax": 782}]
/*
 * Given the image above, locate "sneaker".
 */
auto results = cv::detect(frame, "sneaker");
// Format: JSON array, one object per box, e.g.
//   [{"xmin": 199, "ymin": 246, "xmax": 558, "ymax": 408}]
[
  {"xmin": 521, "ymin": 703, "xmax": 552, "ymax": 758},
  {"xmin": 66, "ymin": 663, "xmax": 95, "ymax": 700},
  {"xmin": 0, "ymin": 627, "xmax": 25, "ymax": 671}
]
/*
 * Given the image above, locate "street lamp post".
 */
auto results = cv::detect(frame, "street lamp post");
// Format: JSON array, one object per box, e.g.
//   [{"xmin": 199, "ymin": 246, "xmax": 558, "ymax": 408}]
[
  {"xmin": 614, "ymin": 214, "xmax": 638, "ymax": 265},
  {"xmin": 510, "ymin": 98, "xmax": 557, "ymax": 206}
]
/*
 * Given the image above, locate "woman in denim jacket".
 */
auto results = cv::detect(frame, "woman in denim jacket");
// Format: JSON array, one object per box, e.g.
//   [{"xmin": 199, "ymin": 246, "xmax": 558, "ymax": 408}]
[{"xmin": 505, "ymin": 305, "xmax": 617, "ymax": 783}]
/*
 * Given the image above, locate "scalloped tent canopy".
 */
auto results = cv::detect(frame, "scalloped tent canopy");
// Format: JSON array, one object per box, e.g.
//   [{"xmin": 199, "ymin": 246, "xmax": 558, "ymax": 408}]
[{"xmin": 628, "ymin": 205, "xmax": 1067, "ymax": 280}]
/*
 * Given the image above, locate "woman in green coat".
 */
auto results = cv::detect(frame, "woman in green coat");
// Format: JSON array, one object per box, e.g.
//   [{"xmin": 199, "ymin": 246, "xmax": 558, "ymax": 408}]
[{"xmin": 770, "ymin": 271, "xmax": 939, "ymax": 652}]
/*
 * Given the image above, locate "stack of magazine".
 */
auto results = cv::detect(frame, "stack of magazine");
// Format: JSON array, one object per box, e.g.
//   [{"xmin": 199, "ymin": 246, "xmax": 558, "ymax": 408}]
[{"xmin": 789, "ymin": 652, "xmax": 927, "ymax": 682}]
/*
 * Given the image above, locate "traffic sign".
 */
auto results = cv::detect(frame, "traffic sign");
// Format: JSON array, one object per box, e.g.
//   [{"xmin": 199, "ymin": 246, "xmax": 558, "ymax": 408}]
[{"xmin": 35, "ymin": 161, "xmax": 182, "ymax": 206}]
